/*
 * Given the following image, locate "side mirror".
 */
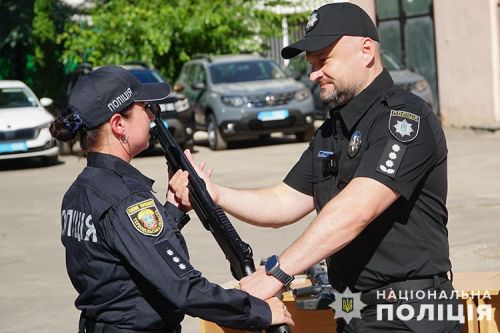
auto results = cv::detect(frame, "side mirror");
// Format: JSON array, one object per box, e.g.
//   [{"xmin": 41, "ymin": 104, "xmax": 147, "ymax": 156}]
[
  {"xmin": 191, "ymin": 82, "xmax": 206, "ymax": 91},
  {"xmin": 173, "ymin": 82, "xmax": 185, "ymax": 92},
  {"xmin": 40, "ymin": 97, "xmax": 53, "ymax": 107}
]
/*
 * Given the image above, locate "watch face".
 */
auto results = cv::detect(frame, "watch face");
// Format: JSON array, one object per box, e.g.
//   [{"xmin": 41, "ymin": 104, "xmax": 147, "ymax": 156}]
[{"xmin": 265, "ymin": 255, "xmax": 279, "ymax": 273}]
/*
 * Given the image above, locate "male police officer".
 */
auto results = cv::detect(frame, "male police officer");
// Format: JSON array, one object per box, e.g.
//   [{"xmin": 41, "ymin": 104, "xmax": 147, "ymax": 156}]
[{"xmin": 171, "ymin": 2, "xmax": 462, "ymax": 332}]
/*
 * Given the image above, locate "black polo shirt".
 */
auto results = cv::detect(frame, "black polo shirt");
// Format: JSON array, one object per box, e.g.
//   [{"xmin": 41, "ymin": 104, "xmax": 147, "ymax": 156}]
[
  {"xmin": 284, "ymin": 70, "xmax": 451, "ymax": 292},
  {"xmin": 61, "ymin": 152, "xmax": 270, "ymax": 331}
]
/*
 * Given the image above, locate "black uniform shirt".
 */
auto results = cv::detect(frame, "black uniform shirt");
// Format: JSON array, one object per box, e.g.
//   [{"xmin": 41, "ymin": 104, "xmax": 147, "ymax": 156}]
[
  {"xmin": 61, "ymin": 152, "xmax": 270, "ymax": 331},
  {"xmin": 284, "ymin": 70, "xmax": 451, "ymax": 292}
]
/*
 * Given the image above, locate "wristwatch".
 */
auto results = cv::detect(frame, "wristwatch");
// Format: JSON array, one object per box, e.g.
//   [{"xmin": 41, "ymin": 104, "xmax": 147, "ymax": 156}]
[{"xmin": 264, "ymin": 255, "xmax": 294, "ymax": 286}]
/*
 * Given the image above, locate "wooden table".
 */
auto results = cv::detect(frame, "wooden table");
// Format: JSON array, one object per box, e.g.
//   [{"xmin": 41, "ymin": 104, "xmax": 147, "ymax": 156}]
[{"xmin": 200, "ymin": 272, "xmax": 500, "ymax": 333}]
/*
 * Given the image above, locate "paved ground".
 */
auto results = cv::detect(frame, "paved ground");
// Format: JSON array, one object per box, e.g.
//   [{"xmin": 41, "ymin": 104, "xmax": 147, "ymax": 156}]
[{"xmin": 0, "ymin": 127, "xmax": 499, "ymax": 333}]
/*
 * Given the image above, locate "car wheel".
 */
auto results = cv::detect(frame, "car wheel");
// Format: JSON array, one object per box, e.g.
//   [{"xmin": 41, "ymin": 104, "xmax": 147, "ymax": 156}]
[
  {"xmin": 42, "ymin": 155, "xmax": 59, "ymax": 166},
  {"xmin": 295, "ymin": 127, "xmax": 315, "ymax": 142},
  {"xmin": 182, "ymin": 139, "xmax": 194, "ymax": 152},
  {"xmin": 207, "ymin": 114, "xmax": 227, "ymax": 150},
  {"xmin": 58, "ymin": 140, "xmax": 75, "ymax": 155}
]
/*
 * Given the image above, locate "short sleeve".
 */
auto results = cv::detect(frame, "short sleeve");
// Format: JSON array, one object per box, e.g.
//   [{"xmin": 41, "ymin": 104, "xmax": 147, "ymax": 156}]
[
  {"xmin": 355, "ymin": 112, "xmax": 437, "ymax": 200},
  {"xmin": 283, "ymin": 144, "xmax": 314, "ymax": 196}
]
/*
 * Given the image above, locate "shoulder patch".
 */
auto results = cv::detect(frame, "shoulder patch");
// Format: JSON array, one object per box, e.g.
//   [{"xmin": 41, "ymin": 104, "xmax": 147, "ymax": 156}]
[
  {"xmin": 126, "ymin": 198, "xmax": 164, "ymax": 236},
  {"xmin": 155, "ymin": 239, "xmax": 194, "ymax": 277},
  {"xmin": 388, "ymin": 110, "xmax": 420, "ymax": 142},
  {"xmin": 376, "ymin": 139, "xmax": 407, "ymax": 179}
]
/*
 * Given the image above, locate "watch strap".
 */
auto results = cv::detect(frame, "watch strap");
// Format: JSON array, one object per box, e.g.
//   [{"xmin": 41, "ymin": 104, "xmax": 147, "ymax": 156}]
[{"xmin": 272, "ymin": 267, "xmax": 295, "ymax": 286}]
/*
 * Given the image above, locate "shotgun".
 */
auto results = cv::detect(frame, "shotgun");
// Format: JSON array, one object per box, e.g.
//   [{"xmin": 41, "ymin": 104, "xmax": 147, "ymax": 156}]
[{"xmin": 148, "ymin": 103, "xmax": 291, "ymax": 333}]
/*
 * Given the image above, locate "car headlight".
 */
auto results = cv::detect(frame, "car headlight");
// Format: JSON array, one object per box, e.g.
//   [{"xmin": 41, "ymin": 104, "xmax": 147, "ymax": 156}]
[
  {"xmin": 294, "ymin": 88, "xmax": 310, "ymax": 101},
  {"xmin": 35, "ymin": 122, "xmax": 51, "ymax": 136},
  {"xmin": 410, "ymin": 80, "xmax": 429, "ymax": 93},
  {"xmin": 221, "ymin": 95, "xmax": 245, "ymax": 107}
]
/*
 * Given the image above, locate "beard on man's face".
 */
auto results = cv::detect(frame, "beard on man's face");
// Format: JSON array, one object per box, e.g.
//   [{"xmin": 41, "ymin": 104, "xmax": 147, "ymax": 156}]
[{"xmin": 320, "ymin": 82, "xmax": 357, "ymax": 107}]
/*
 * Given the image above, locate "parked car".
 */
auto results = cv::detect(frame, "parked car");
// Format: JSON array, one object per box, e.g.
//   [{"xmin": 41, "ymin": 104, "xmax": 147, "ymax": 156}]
[
  {"xmin": 288, "ymin": 50, "xmax": 435, "ymax": 119},
  {"xmin": 174, "ymin": 54, "xmax": 316, "ymax": 150},
  {"xmin": 61, "ymin": 63, "xmax": 194, "ymax": 153},
  {"xmin": 0, "ymin": 80, "xmax": 59, "ymax": 165}
]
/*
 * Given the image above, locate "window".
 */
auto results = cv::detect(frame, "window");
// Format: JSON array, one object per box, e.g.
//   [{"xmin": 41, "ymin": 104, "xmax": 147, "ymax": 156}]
[
  {"xmin": 209, "ymin": 60, "xmax": 287, "ymax": 84},
  {"xmin": 376, "ymin": 0, "xmax": 438, "ymax": 112},
  {"xmin": 0, "ymin": 88, "xmax": 37, "ymax": 109}
]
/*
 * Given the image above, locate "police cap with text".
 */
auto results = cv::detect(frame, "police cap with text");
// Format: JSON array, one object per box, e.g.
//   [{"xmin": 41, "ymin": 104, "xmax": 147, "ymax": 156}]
[
  {"xmin": 68, "ymin": 66, "xmax": 171, "ymax": 129},
  {"xmin": 281, "ymin": 2, "xmax": 379, "ymax": 59}
]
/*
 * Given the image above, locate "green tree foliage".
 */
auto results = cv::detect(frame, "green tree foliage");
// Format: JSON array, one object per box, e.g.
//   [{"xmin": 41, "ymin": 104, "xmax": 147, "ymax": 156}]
[
  {"xmin": 0, "ymin": 0, "xmax": 35, "ymax": 81},
  {"xmin": 32, "ymin": 0, "xmax": 70, "ymax": 102},
  {"xmin": 60, "ymin": 0, "xmax": 285, "ymax": 82},
  {"xmin": 1, "ymin": 0, "xmax": 310, "ymax": 103}
]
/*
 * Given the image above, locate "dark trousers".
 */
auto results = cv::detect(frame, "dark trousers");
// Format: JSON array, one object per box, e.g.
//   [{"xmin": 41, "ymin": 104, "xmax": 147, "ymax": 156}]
[
  {"xmin": 337, "ymin": 280, "xmax": 463, "ymax": 332},
  {"xmin": 79, "ymin": 319, "xmax": 181, "ymax": 333}
]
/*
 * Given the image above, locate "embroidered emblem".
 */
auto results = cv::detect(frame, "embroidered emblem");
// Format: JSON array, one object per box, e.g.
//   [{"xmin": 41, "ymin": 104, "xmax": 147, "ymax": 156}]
[
  {"xmin": 376, "ymin": 139, "xmax": 407, "ymax": 179},
  {"xmin": 126, "ymin": 199, "xmax": 164, "ymax": 236},
  {"xmin": 155, "ymin": 239, "xmax": 194, "ymax": 277},
  {"xmin": 348, "ymin": 131, "xmax": 362, "ymax": 158},
  {"xmin": 305, "ymin": 10, "xmax": 319, "ymax": 32},
  {"xmin": 388, "ymin": 110, "xmax": 420, "ymax": 142}
]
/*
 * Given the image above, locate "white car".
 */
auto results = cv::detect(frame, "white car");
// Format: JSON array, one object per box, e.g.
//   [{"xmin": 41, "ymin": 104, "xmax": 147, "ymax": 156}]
[{"xmin": 0, "ymin": 80, "xmax": 59, "ymax": 165}]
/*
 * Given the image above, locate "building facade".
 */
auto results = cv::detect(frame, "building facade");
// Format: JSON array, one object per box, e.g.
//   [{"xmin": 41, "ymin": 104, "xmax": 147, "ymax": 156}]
[{"xmin": 353, "ymin": 0, "xmax": 500, "ymax": 127}]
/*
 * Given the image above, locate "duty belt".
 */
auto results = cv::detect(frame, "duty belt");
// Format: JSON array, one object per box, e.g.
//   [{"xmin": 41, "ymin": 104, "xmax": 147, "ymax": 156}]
[{"xmin": 360, "ymin": 274, "xmax": 449, "ymax": 306}]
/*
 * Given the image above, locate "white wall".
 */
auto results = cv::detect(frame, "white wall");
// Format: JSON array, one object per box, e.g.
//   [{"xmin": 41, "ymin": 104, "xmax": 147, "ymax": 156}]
[{"xmin": 434, "ymin": 0, "xmax": 500, "ymax": 126}]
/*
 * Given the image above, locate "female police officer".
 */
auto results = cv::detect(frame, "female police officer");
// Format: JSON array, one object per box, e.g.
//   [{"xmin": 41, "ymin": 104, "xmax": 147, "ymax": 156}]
[{"xmin": 50, "ymin": 66, "xmax": 293, "ymax": 333}]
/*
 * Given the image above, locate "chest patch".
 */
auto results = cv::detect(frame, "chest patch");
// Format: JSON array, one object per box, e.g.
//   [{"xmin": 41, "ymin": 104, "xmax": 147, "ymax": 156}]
[
  {"xmin": 126, "ymin": 199, "xmax": 164, "ymax": 237},
  {"xmin": 155, "ymin": 239, "xmax": 194, "ymax": 277},
  {"xmin": 376, "ymin": 139, "xmax": 407, "ymax": 179},
  {"xmin": 348, "ymin": 131, "xmax": 362, "ymax": 158},
  {"xmin": 388, "ymin": 110, "xmax": 420, "ymax": 142}
]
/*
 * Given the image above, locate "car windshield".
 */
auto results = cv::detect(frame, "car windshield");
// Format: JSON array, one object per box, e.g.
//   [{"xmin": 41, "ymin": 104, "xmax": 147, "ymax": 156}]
[
  {"xmin": 0, "ymin": 88, "xmax": 38, "ymax": 109},
  {"xmin": 209, "ymin": 60, "xmax": 287, "ymax": 84},
  {"xmin": 381, "ymin": 51, "xmax": 403, "ymax": 71},
  {"xmin": 129, "ymin": 69, "xmax": 165, "ymax": 83}
]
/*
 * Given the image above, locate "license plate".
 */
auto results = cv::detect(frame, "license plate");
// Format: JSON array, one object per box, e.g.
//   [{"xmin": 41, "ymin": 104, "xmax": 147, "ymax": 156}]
[
  {"xmin": 160, "ymin": 103, "xmax": 176, "ymax": 112},
  {"xmin": 0, "ymin": 142, "xmax": 28, "ymax": 153},
  {"xmin": 257, "ymin": 110, "xmax": 289, "ymax": 121}
]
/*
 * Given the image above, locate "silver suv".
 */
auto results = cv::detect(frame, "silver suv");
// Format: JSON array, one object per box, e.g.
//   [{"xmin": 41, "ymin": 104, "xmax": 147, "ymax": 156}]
[{"xmin": 174, "ymin": 54, "xmax": 315, "ymax": 150}]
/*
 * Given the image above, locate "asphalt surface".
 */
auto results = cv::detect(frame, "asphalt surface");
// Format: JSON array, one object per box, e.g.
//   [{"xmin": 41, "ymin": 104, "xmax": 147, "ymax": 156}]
[{"xmin": 0, "ymin": 127, "xmax": 499, "ymax": 333}]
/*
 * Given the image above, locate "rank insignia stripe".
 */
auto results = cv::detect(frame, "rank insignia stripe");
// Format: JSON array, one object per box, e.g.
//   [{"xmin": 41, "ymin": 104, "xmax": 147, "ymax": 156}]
[
  {"xmin": 126, "ymin": 198, "xmax": 164, "ymax": 237},
  {"xmin": 376, "ymin": 139, "xmax": 407, "ymax": 179},
  {"xmin": 155, "ymin": 239, "xmax": 194, "ymax": 277},
  {"xmin": 388, "ymin": 110, "xmax": 420, "ymax": 143}
]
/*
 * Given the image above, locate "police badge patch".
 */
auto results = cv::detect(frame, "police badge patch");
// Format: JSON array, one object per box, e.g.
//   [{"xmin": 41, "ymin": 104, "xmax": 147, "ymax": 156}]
[
  {"xmin": 348, "ymin": 131, "xmax": 362, "ymax": 158},
  {"xmin": 126, "ymin": 199, "xmax": 164, "ymax": 236},
  {"xmin": 388, "ymin": 110, "xmax": 420, "ymax": 142},
  {"xmin": 305, "ymin": 10, "xmax": 319, "ymax": 32}
]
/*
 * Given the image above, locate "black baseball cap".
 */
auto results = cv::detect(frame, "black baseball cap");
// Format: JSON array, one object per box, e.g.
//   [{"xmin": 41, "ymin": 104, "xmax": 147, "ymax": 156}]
[
  {"xmin": 281, "ymin": 2, "xmax": 379, "ymax": 59},
  {"xmin": 68, "ymin": 66, "xmax": 171, "ymax": 129}
]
